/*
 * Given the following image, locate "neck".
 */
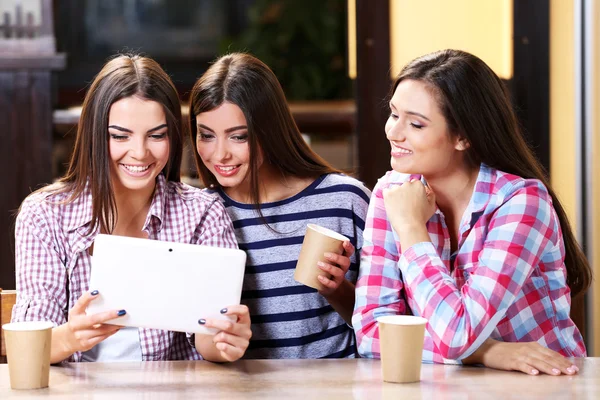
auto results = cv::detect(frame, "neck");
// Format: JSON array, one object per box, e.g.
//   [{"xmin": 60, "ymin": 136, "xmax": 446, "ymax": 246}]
[
  {"xmin": 224, "ymin": 164, "xmax": 314, "ymax": 204},
  {"xmin": 424, "ymin": 163, "xmax": 479, "ymax": 223},
  {"xmin": 110, "ymin": 180, "xmax": 155, "ymax": 236}
]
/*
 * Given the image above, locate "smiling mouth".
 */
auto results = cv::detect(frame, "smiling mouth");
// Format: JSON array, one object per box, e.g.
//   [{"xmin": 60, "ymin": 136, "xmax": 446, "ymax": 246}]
[
  {"xmin": 391, "ymin": 147, "xmax": 413, "ymax": 156},
  {"xmin": 121, "ymin": 164, "xmax": 151, "ymax": 173},
  {"xmin": 216, "ymin": 165, "xmax": 240, "ymax": 172}
]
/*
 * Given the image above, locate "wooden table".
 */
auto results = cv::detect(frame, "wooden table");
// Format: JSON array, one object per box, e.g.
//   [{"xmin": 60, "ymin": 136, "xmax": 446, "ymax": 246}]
[{"xmin": 1, "ymin": 358, "xmax": 598, "ymax": 399}]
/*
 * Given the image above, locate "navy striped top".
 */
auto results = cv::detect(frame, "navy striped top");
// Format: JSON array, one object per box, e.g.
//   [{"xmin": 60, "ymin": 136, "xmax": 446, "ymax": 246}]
[{"xmin": 211, "ymin": 174, "xmax": 371, "ymax": 358}]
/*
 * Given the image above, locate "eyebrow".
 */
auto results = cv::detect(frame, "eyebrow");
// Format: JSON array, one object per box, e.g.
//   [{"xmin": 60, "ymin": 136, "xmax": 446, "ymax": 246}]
[
  {"xmin": 108, "ymin": 123, "xmax": 168, "ymax": 133},
  {"xmin": 197, "ymin": 124, "xmax": 248, "ymax": 134},
  {"xmin": 389, "ymin": 102, "xmax": 431, "ymax": 122}
]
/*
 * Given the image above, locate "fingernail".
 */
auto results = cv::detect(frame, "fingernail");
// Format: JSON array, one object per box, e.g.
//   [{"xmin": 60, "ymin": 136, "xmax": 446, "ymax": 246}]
[
  {"xmin": 567, "ymin": 366, "xmax": 577, "ymax": 374},
  {"xmin": 198, "ymin": 319, "xmax": 206, "ymax": 325},
  {"xmin": 531, "ymin": 369, "xmax": 539, "ymax": 375},
  {"xmin": 324, "ymin": 252, "xmax": 333, "ymax": 259},
  {"xmin": 220, "ymin": 308, "xmax": 227, "ymax": 314},
  {"xmin": 552, "ymin": 368, "xmax": 560, "ymax": 375},
  {"xmin": 571, "ymin": 365, "xmax": 579, "ymax": 372},
  {"xmin": 317, "ymin": 261, "xmax": 326, "ymax": 267},
  {"xmin": 91, "ymin": 290, "xmax": 99, "ymax": 296},
  {"xmin": 117, "ymin": 309, "xmax": 126, "ymax": 316}
]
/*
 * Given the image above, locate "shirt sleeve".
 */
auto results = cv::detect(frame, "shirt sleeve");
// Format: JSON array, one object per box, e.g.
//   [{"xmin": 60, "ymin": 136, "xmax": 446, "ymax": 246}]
[
  {"xmin": 399, "ymin": 181, "xmax": 560, "ymax": 360},
  {"xmin": 195, "ymin": 197, "xmax": 238, "ymax": 249},
  {"xmin": 12, "ymin": 197, "xmax": 69, "ymax": 327},
  {"xmin": 352, "ymin": 177, "xmax": 408, "ymax": 358}
]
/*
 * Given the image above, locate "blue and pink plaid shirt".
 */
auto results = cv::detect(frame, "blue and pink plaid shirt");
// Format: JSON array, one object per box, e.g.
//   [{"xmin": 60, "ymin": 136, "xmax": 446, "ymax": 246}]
[
  {"xmin": 13, "ymin": 174, "xmax": 237, "ymax": 362},
  {"xmin": 353, "ymin": 163, "xmax": 586, "ymax": 363}
]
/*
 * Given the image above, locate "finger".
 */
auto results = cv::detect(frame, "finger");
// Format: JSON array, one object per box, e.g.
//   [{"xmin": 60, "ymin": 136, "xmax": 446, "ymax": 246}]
[
  {"xmin": 534, "ymin": 350, "xmax": 577, "ymax": 375},
  {"xmin": 76, "ymin": 324, "xmax": 121, "ymax": 341},
  {"xmin": 520, "ymin": 356, "xmax": 561, "ymax": 376},
  {"xmin": 213, "ymin": 330, "xmax": 251, "ymax": 348},
  {"xmin": 219, "ymin": 304, "xmax": 251, "ymax": 326},
  {"xmin": 515, "ymin": 361, "xmax": 540, "ymax": 376},
  {"xmin": 71, "ymin": 290, "xmax": 100, "ymax": 316},
  {"xmin": 341, "ymin": 241, "xmax": 355, "ymax": 257},
  {"xmin": 80, "ymin": 329, "xmax": 120, "ymax": 351},
  {"xmin": 87, "ymin": 309, "xmax": 127, "ymax": 327},
  {"xmin": 323, "ymin": 253, "xmax": 350, "ymax": 271},
  {"xmin": 318, "ymin": 261, "xmax": 345, "ymax": 278},
  {"xmin": 214, "ymin": 342, "xmax": 244, "ymax": 362},
  {"xmin": 317, "ymin": 275, "xmax": 339, "ymax": 289}
]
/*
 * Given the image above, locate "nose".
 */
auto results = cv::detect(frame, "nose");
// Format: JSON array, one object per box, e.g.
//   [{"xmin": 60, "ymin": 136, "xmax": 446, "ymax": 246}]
[
  {"xmin": 385, "ymin": 118, "xmax": 405, "ymax": 142},
  {"xmin": 130, "ymin": 135, "xmax": 149, "ymax": 160},
  {"xmin": 214, "ymin": 138, "xmax": 231, "ymax": 161}
]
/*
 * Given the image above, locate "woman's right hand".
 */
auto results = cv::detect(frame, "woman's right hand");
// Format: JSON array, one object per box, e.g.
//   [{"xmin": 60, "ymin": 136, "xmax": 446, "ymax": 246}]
[{"xmin": 52, "ymin": 290, "xmax": 124, "ymax": 362}]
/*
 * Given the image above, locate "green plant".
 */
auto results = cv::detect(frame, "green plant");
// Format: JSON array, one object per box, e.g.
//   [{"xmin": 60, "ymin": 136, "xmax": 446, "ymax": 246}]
[{"xmin": 220, "ymin": 0, "xmax": 351, "ymax": 100}]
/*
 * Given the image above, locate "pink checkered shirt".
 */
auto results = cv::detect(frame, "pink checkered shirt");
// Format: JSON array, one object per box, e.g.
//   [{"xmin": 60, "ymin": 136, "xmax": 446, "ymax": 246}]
[
  {"xmin": 353, "ymin": 164, "xmax": 586, "ymax": 363},
  {"xmin": 13, "ymin": 174, "xmax": 237, "ymax": 362}
]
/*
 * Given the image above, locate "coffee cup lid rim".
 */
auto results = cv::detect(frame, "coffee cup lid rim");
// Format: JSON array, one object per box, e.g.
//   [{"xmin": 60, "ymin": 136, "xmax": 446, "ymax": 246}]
[
  {"xmin": 376, "ymin": 315, "xmax": 428, "ymax": 325},
  {"xmin": 2, "ymin": 321, "xmax": 54, "ymax": 331},
  {"xmin": 307, "ymin": 224, "xmax": 349, "ymax": 242}
]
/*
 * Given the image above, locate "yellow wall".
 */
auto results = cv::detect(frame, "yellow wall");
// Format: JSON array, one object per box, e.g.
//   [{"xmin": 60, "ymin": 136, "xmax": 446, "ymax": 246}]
[
  {"xmin": 389, "ymin": 0, "xmax": 512, "ymax": 79},
  {"xmin": 549, "ymin": 2, "xmax": 578, "ymax": 229}
]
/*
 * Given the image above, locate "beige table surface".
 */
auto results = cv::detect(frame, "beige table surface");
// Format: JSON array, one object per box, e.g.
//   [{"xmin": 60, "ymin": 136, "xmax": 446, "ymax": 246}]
[{"xmin": 1, "ymin": 358, "xmax": 598, "ymax": 399}]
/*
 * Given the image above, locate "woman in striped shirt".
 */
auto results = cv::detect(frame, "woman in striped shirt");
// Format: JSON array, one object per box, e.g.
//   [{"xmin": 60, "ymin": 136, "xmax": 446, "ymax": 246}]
[
  {"xmin": 188, "ymin": 53, "xmax": 371, "ymax": 359},
  {"xmin": 353, "ymin": 49, "xmax": 591, "ymax": 375},
  {"xmin": 13, "ymin": 54, "xmax": 251, "ymax": 363}
]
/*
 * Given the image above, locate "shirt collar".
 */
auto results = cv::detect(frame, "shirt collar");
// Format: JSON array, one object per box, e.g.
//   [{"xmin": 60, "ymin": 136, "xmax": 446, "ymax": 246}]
[
  {"xmin": 144, "ymin": 173, "xmax": 168, "ymax": 232},
  {"xmin": 459, "ymin": 163, "xmax": 497, "ymax": 232},
  {"xmin": 67, "ymin": 174, "xmax": 169, "ymax": 233}
]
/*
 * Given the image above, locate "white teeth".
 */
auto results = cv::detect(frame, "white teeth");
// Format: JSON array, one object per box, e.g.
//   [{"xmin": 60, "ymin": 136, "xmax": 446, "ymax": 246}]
[
  {"xmin": 395, "ymin": 148, "xmax": 412, "ymax": 154},
  {"xmin": 123, "ymin": 164, "xmax": 150, "ymax": 173},
  {"xmin": 218, "ymin": 166, "xmax": 236, "ymax": 171}
]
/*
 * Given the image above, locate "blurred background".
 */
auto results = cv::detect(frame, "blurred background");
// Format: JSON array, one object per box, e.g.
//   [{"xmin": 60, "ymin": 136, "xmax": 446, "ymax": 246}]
[{"xmin": 0, "ymin": 0, "xmax": 599, "ymax": 355}]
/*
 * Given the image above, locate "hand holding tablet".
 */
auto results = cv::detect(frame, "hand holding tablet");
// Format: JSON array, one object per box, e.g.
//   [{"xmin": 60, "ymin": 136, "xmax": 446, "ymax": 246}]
[{"xmin": 86, "ymin": 234, "xmax": 246, "ymax": 335}]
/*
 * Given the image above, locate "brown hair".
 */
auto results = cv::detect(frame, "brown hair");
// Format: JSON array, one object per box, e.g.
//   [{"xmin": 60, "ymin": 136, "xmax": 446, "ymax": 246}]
[
  {"xmin": 188, "ymin": 53, "xmax": 340, "ymax": 209},
  {"xmin": 393, "ymin": 49, "xmax": 591, "ymax": 298},
  {"xmin": 55, "ymin": 54, "xmax": 183, "ymax": 234}
]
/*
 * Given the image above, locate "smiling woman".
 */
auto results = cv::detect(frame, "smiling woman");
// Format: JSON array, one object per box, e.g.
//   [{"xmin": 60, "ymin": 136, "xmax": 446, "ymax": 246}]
[
  {"xmin": 188, "ymin": 53, "xmax": 371, "ymax": 359},
  {"xmin": 353, "ymin": 49, "xmax": 591, "ymax": 376},
  {"xmin": 11, "ymin": 54, "xmax": 252, "ymax": 365}
]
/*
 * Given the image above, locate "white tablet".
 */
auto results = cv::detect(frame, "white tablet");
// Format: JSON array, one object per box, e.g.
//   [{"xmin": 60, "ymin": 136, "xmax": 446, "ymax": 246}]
[{"xmin": 86, "ymin": 234, "xmax": 246, "ymax": 335}]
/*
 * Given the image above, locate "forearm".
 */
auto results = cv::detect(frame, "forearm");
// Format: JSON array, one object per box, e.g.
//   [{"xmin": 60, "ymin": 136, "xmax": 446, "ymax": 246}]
[
  {"xmin": 323, "ymin": 279, "xmax": 355, "ymax": 325},
  {"xmin": 50, "ymin": 324, "xmax": 75, "ymax": 364},
  {"xmin": 462, "ymin": 338, "xmax": 497, "ymax": 365},
  {"xmin": 194, "ymin": 334, "xmax": 228, "ymax": 362},
  {"xmin": 394, "ymin": 222, "xmax": 431, "ymax": 250}
]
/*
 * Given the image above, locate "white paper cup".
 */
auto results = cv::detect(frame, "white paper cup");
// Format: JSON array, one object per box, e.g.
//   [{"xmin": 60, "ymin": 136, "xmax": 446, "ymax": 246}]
[
  {"xmin": 377, "ymin": 315, "xmax": 427, "ymax": 383},
  {"xmin": 3, "ymin": 321, "xmax": 53, "ymax": 390},
  {"xmin": 294, "ymin": 224, "xmax": 349, "ymax": 290}
]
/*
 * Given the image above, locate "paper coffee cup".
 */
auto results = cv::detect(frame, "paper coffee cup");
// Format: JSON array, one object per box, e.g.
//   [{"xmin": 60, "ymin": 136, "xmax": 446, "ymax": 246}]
[
  {"xmin": 377, "ymin": 315, "xmax": 427, "ymax": 383},
  {"xmin": 294, "ymin": 224, "xmax": 349, "ymax": 291},
  {"xmin": 3, "ymin": 321, "xmax": 53, "ymax": 390}
]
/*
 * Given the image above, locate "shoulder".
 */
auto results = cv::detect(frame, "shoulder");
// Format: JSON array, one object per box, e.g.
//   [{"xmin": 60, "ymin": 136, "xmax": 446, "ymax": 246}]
[
  {"xmin": 317, "ymin": 173, "xmax": 371, "ymax": 202},
  {"xmin": 164, "ymin": 181, "xmax": 225, "ymax": 214},
  {"xmin": 484, "ymin": 168, "xmax": 556, "ymax": 225},
  {"xmin": 17, "ymin": 184, "xmax": 75, "ymax": 224},
  {"xmin": 493, "ymin": 169, "xmax": 552, "ymax": 206}
]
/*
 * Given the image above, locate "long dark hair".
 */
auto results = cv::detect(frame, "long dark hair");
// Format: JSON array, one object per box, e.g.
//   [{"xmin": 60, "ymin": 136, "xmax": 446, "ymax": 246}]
[
  {"xmin": 189, "ymin": 53, "xmax": 340, "ymax": 210},
  {"xmin": 393, "ymin": 49, "xmax": 591, "ymax": 298},
  {"xmin": 54, "ymin": 54, "xmax": 183, "ymax": 234}
]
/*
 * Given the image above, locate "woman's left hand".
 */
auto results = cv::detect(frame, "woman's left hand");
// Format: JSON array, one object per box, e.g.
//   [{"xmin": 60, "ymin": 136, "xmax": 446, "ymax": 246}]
[
  {"xmin": 317, "ymin": 240, "xmax": 355, "ymax": 296},
  {"xmin": 199, "ymin": 305, "xmax": 252, "ymax": 362},
  {"xmin": 383, "ymin": 179, "xmax": 436, "ymax": 232},
  {"xmin": 464, "ymin": 339, "xmax": 579, "ymax": 376}
]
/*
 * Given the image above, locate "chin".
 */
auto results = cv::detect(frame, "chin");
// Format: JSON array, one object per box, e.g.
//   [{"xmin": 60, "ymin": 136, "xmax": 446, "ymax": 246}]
[{"xmin": 390, "ymin": 158, "xmax": 414, "ymax": 174}]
